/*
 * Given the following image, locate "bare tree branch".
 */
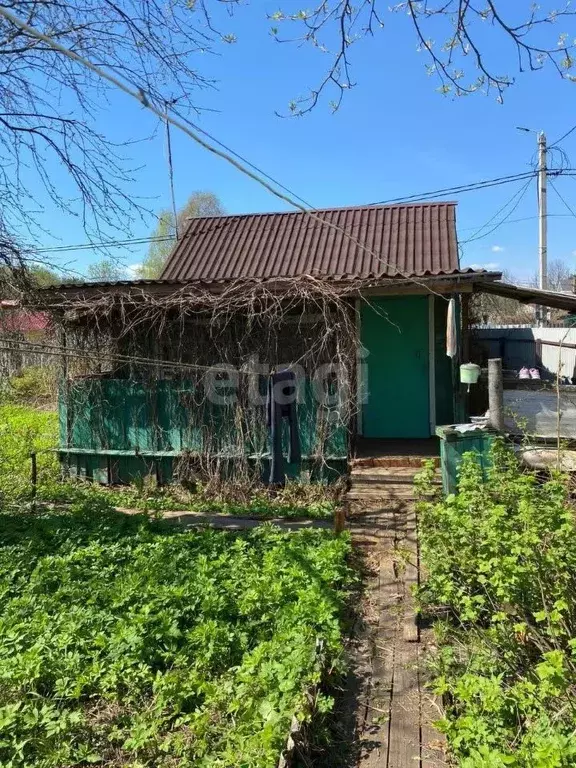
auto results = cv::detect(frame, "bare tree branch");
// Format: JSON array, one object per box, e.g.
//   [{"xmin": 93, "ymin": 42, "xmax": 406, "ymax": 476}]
[
  {"xmin": 0, "ymin": 0, "xmax": 237, "ymax": 291},
  {"xmin": 272, "ymin": 0, "xmax": 576, "ymax": 113}
]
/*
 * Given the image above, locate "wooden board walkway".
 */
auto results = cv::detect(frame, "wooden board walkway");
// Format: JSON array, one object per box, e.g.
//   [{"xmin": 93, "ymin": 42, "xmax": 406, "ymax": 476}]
[{"xmin": 345, "ymin": 463, "xmax": 447, "ymax": 768}]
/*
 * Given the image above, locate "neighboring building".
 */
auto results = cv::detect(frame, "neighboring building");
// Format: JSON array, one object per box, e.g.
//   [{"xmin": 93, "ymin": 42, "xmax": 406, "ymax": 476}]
[
  {"xmin": 0, "ymin": 299, "xmax": 49, "ymax": 376},
  {"xmin": 36, "ymin": 202, "xmax": 504, "ymax": 484}
]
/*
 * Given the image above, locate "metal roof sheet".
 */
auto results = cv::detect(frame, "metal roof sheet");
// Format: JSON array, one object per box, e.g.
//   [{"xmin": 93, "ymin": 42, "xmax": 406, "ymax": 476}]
[
  {"xmin": 160, "ymin": 202, "xmax": 460, "ymax": 281},
  {"xmin": 39, "ymin": 270, "xmax": 499, "ymax": 294},
  {"xmin": 0, "ymin": 303, "xmax": 48, "ymax": 332},
  {"xmin": 477, "ymin": 281, "xmax": 576, "ymax": 312}
]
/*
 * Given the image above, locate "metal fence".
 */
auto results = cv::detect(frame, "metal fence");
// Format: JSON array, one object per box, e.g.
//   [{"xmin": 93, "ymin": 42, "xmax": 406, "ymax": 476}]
[{"xmin": 472, "ymin": 327, "xmax": 576, "ymax": 381}]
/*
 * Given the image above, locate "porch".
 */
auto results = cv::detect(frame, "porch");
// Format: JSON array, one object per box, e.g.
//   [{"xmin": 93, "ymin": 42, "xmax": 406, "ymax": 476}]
[{"xmin": 353, "ymin": 437, "xmax": 440, "ymax": 460}]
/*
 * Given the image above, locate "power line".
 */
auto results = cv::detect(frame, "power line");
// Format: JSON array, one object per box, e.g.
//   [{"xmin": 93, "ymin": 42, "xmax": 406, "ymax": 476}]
[
  {"xmin": 0, "ymin": 6, "xmax": 451, "ymax": 301},
  {"xmin": 36, "ymin": 235, "xmax": 175, "ymax": 254},
  {"xmin": 0, "ymin": 336, "xmax": 234, "ymax": 375},
  {"xmin": 164, "ymin": 102, "xmax": 179, "ymax": 241},
  {"xmin": 459, "ymin": 213, "xmax": 574, "ymax": 231},
  {"xmin": 8, "ymin": 6, "xmax": 568, "ymax": 302},
  {"xmin": 550, "ymin": 123, "xmax": 576, "ymax": 148},
  {"xmin": 459, "ymin": 177, "xmax": 533, "ymax": 245},
  {"xmin": 370, "ymin": 169, "xmax": 576, "ymax": 207},
  {"xmin": 34, "ymin": 181, "xmax": 534, "ymax": 256},
  {"xmin": 172, "ymin": 110, "xmax": 315, "ymax": 211},
  {"xmin": 369, "ymin": 172, "xmax": 537, "ymax": 205},
  {"xmin": 549, "ymin": 179, "xmax": 576, "ymax": 219},
  {"xmin": 35, "ymin": 174, "xmax": 575, "ymax": 257},
  {"xmin": 32, "ymin": 194, "xmax": 576, "ymax": 259}
]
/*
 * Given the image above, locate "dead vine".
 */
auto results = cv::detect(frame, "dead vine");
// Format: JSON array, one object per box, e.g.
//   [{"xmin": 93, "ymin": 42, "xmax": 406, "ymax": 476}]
[{"xmin": 34, "ymin": 275, "xmax": 378, "ymax": 488}]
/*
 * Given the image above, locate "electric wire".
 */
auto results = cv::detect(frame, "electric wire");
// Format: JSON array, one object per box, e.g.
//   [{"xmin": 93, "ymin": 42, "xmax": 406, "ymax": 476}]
[
  {"xmin": 549, "ymin": 179, "xmax": 576, "ymax": 219},
  {"xmin": 458, "ymin": 213, "xmax": 573, "ymax": 231},
  {"xmin": 369, "ymin": 172, "xmax": 537, "ymax": 205},
  {"xmin": 171, "ymin": 110, "xmax": 315, "ymax": 211},
  {"xmin": 459, "ymin": 177, "xmax": 533, "ymax": 245},
  {"xmin": 36, "ymin": 235, "xmax": 175, "ymax": 254},
  {"xmin": 0, "ymin": 336, "xmax": 238, "ymax": 375},
  {"xmin": 550, "ymin": 124, "xmax": 576, "ymax": 148},
  {"xmin": 0, "ymin": 6, "xmax": 440, "ymax": 295},
  {"xmin": 34, "ymin": 173, "xmax": 561, "ymax": 256},
  {"xmin": 0, "ymin": 6, "xmax": 548, "ymax": 302}
]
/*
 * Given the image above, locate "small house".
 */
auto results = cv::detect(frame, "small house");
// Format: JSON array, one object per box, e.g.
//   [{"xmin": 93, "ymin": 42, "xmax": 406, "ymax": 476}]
[
  {"xmin": 37, "ymin": 202, "xmax": 503, "ymax": 484},
  {"xmin": 0, "ymin": 299, "xmax": 49, "ymax": 377}
]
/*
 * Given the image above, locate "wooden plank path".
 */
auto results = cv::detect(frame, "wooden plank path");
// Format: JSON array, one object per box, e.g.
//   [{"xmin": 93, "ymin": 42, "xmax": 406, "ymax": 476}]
[{"xmin": 346, "ymin": 464, "xmax": 447, "ymax": 768}]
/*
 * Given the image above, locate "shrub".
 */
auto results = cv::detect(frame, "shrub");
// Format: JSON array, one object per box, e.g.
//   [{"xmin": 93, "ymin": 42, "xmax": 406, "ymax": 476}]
[
  {"xmin": 6, "ymin": 364, "xmax": 58, "ymax": 404},
  {"xmin": 417, "ymin": 440, "xmax": 576, "ymax": 767}
]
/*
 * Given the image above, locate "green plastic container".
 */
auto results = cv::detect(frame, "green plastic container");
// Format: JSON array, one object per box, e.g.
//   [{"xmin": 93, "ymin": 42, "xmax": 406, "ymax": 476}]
[{"xmin": 435, "ymin": 424, "xmax": 498, "ymax": 495}]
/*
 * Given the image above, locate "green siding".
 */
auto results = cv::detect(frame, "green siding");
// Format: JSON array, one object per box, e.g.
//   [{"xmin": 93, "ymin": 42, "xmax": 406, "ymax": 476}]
[
  {"xmin": 59, "ymin": 377, "xmax": 347, "ymax": 483},
  {"xmin": 361, "ymin": 296, "xmax": 431, "ymax": 438}
]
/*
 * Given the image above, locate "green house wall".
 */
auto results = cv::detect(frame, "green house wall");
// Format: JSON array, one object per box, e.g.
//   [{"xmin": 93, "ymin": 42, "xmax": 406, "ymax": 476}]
[
  {"xmin": 57, "ymin": 293, "xmax": 459, "ymax": 483},
  {"xmin": 58, "ymin": 377, "xmax": 348, "ymax": 484}
]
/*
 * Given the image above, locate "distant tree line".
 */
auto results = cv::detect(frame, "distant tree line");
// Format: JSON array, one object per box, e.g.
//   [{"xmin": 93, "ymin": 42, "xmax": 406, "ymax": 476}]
[{"xmin": 86, "ymin": 191, "xmax": 225, "ymax": 282}]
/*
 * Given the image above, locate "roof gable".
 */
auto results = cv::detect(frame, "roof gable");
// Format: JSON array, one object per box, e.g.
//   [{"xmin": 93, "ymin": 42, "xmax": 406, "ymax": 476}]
[{"xmin": 160, "ymin": 202, "xmax": 459, "ymax": 282}]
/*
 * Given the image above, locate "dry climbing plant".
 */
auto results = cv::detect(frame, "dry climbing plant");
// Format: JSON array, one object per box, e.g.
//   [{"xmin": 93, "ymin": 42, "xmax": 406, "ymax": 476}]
[{"xmin": 35, "ymin": 276, "xmax": 375, "ymax": 490}]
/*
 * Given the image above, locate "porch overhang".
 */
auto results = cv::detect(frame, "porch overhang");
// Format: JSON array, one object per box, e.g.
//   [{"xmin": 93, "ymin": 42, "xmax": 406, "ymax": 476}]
[
  {"xmin": 474, "ymin": 281, "xmax": 576, "ymax": 312},
  {"xmin": 355, "ymin": 270, "xmax": 502, "ymax": 297}
]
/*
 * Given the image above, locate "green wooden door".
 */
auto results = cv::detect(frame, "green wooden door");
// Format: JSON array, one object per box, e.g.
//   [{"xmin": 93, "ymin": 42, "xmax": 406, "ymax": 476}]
[{"xmin": 361, "ymin": 296, "xmax": 431, "ymax": 438}]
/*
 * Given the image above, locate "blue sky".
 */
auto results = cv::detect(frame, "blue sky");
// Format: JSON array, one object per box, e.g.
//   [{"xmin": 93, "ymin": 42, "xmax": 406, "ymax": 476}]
[{"xmin": 26, "ymin": 2, "xmax": 576, "ymax": 282}]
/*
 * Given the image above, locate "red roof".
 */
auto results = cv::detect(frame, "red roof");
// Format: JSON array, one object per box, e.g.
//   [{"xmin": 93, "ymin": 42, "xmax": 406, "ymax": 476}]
[
  {"xmin": 161, "ymin": 202, "xmax": 460, "ymax": 282},
  {"xmin": 0, "ymin": 302, "xmax": 48, "ymax": 333}
]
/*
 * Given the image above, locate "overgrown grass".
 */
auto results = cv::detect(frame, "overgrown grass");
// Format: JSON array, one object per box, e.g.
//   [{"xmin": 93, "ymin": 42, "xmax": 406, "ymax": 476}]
[
  {"xmin": 0, "ymin": 403, "xmax": 59, "ymax": 502},
  {"xmin": 0, "ymin": 499, "xmax": 353, "ymax": 767},
  {"xmin": 40, "ymin": 477, "xmax": 338, "ymax": 520},
  {"xmin": 3, "ymin": 364, "xmax": 58, "ymax": 404},
  {"xmin": 417, "ymin": 440, "xmax": 576, "ymax": 767}
]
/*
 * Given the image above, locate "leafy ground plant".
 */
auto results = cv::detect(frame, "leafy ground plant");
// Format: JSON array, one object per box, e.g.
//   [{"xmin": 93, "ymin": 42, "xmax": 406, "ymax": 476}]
[
  {"xmin": 417, "ymin": 439, "xmax": 576, "ymax": 767},
  {"xmin": 0, "ymin": 500, "xmax": 353, "ymax": 767}
]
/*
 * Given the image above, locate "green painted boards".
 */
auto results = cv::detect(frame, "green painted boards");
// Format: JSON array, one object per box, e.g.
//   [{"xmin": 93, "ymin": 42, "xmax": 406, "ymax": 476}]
[
  {"xmin": 361, "ymin": 296, "xmax": 431, "ymax": 438},
  {"xmin": 58, "ymin": 377, "xmax": 348, "ymax": 484}
]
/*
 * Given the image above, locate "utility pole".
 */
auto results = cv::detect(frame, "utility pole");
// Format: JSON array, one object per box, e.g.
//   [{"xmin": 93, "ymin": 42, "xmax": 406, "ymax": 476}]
[
  {"xmin": 538, "ymin": 131, "xmax": 548, "ymax": 293},
  {"xmin": 517, "ymin": 127, "xmax": 548, "ymax": 325}
]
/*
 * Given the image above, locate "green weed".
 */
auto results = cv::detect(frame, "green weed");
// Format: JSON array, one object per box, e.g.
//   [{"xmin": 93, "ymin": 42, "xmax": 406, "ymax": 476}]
[
  {"xmin": 0, "ymin": 404, "xmax": 59, "ymax": 503},
  {"xmin": 418, "ymin": 439, "xmax": 576, "ymax": 767},
  {"xmin": 0, "ymin": 502, "xmax": 352, "ymax": 767}
]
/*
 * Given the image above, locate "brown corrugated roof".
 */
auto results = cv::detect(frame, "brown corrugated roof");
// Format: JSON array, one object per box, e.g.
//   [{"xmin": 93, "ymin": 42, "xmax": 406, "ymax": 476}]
[{"xmin": 161, "ymin": 202, "xmax": 460, "ymax": 282}]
